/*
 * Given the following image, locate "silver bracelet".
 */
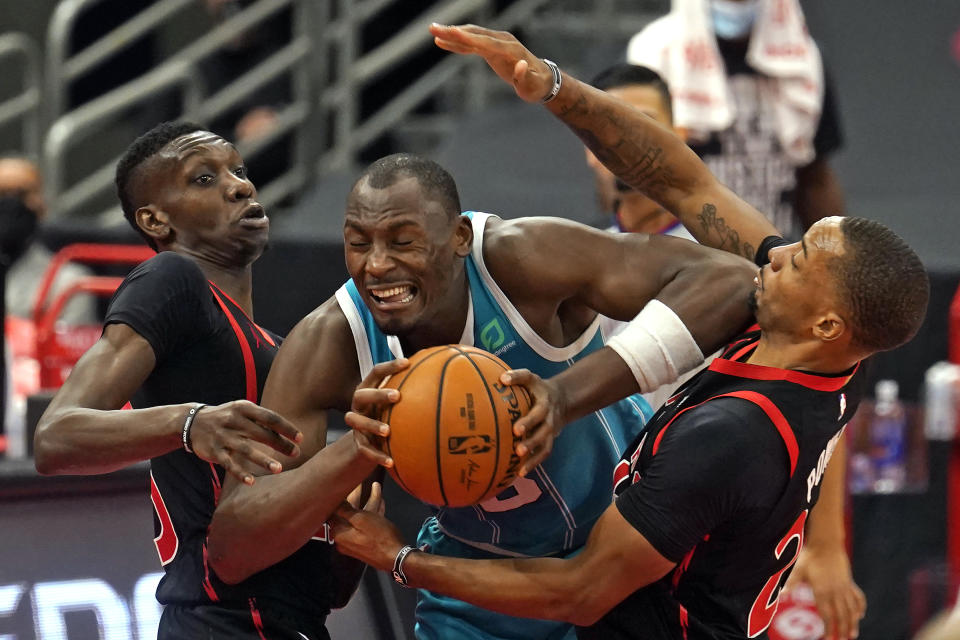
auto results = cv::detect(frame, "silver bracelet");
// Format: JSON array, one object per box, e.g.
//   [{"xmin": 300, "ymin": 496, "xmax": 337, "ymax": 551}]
[
  {"xmin": 181, "ymin": 403, "xmax": 207, "ymax": 454},
  {"xmin": 540, "ymin": 58, "xmax": 562, "ymax": 104},
  {"xmin": 392, "ymin": 544, "xmax": 421, "ymax": 587}
]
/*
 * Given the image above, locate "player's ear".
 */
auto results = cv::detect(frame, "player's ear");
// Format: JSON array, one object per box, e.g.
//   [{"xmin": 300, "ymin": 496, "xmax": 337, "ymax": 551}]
[
  {"xmin": 453, "ymin": 215, "xmax": 473, "ymax": 257},
  {"xmin": 813, "ymin": 311, "xmax": 846, "ymax": 343},
  {"xmin": 136, "ymin": 205, "xmax": 173, "ymax": 246}
]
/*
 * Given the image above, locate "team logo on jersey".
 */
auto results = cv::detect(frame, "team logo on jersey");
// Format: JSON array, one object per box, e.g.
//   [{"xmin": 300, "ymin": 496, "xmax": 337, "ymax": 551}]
[
  {"xmin": 448, "ymin": 434, "xmax": 493, "ymax": 455},
  {"xmin": 838, "ymin": 393, "xmax": 847, "ymax": 420},
  {"xmin": 479, "ymin": 318, "xmax": 506, "ymax": 351}
]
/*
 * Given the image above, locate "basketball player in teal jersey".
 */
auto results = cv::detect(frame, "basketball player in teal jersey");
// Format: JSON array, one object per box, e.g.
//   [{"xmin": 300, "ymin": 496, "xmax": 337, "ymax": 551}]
[{"xmin": 206, "ymin": 150, "xmax": 758, "ymax": 638}]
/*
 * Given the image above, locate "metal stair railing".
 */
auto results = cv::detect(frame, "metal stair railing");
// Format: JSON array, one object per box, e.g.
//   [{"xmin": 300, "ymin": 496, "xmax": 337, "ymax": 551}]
[
  {"xmin": 42, "ymin": 59, "xmax": 204, "ymax": 220},
  {"xmin": 44, "ymin": 0, "xmax": 197, "ymax": 127},
  {"xmin": 0, "ymin": 33, "xmax": 41, "ymax": 158},
  {"xmin": 317, "ymin": 0, "xmax": 572, "ymax": 173},
  {"xmin": 37, "ymin": 0, "xmax": 662, "ymax": 223},
  {"xmin": 42, "ymin": 0, "xmax": 318, "ymax": 221},
  {"xmin": 314, "ymin": 0, "xmax": 663, "ymax": 175}
]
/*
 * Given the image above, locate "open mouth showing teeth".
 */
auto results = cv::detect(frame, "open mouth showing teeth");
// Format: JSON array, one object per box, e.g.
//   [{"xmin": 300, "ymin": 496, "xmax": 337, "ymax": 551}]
[{"xmin": 369, "ymin": 285, "xmax": 416, "ymax": 305}]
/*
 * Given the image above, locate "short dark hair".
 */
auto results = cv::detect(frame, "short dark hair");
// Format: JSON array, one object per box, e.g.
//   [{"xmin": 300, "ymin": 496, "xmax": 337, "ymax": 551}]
[
  {"xmin": 590, "ymin": 63, "xmax": 672, "ymax": 120},
  {"xmin": 353, "ymin": 153, "xmax": 461, "ymax": 218},
  {"xmin": 832, "ymin": 217, "xmax": 929, "ymax": 352},
  {"xmin": 115, "ymin": 121, "xmax": 206, "ymax": 249}
]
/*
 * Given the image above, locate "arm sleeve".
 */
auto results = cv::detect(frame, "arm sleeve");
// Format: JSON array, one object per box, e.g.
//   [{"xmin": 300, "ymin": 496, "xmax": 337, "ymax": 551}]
[
  {"xmin": 615, "ymin": 399, "xmax": 789, "ymax": 562},
  {"xmin": 104, "ymin": 252, "xmax": 214, "ymax": 363},
  {"xmin": 755, "ymin": 235, "xmax": 791, "ymax": 267}
]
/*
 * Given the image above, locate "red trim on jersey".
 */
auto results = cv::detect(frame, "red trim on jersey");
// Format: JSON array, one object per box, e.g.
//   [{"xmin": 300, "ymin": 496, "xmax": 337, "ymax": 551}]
[
  {"xmin": 721, "ymin": 336, "xmax": 755, "ymax": 359},
  {"xmin": 718, "ymin": 391, "xmax": 799, "ymax": 478},
  {"xmin": 671, "ymin": 533, "xmax": 710, "ymax": 591},
  {"xmin": 150, "ymin": 472, "xmax": 179, "ymax": 565},
  {"xmin": 727, "ymin": 341, "xmax": 757, "ymax": 363},
  {"xmin": 201, "ymin": 542, "xmax": 220, "ymax": 602},
  {"xmin": 249, "ymin": 598, "xmax": 269, "ymax": 640},
  {"xmin": 210, "ymin": 286, "xmax": 258, "ymax": 402},
  {"xmin": 208, "ymin": 462, "xmax": 222, "ymax": 505},
  {"xmin": 651, "ymin": 400, "xmax": 710, "ymax": 456},
  {"xmin": 679, "ymin": 603, "xmax": 690, "ymax": 640},
  {"xmin": 209, "ymin": 283, "xmax": 276, "ymax": 347},
  {"xmin": 709, "ymin": 356, "xmax": 859, "ymax": 392},
  {"xmin": 651, "ymin": 391, "xmax": 799, "ymax": 477}
]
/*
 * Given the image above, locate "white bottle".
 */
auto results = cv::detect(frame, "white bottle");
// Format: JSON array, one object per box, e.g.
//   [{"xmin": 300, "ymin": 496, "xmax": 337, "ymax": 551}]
[{"xmin": 924, "ymin": 361, "xmax": 960, "ymax": 441}]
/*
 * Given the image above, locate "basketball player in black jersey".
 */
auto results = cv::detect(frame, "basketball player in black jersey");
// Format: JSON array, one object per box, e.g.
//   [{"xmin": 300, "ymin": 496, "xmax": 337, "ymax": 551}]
[
  {"xmin": 329, "ymin": 26, "xmax": 929, "ymax": 640},
  {"xmin": 31, "ymin": 122, "xmax": 366, "ymax": 639}
]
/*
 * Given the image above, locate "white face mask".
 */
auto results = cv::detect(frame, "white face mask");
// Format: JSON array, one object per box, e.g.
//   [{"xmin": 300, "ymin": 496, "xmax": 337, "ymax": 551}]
[{"xmin": 710, "ymin": 0, "xmax": 760, "ymax": 40}]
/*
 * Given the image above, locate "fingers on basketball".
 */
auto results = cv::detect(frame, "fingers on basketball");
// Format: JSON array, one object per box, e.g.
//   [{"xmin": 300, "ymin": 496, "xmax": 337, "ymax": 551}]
[{"xmin": 379, "ymin": 345, "xmax": 531, "ymax": 507}]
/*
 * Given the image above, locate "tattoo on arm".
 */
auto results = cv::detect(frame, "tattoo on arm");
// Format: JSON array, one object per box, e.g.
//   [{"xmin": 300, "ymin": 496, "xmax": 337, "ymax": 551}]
[
  {"xmin": 696, "ymin": 203, "xmax": 756, "ymax": 261},
  {"xmin": 559, "ymin": 95, "xmax": 676, "ymax": 201}
]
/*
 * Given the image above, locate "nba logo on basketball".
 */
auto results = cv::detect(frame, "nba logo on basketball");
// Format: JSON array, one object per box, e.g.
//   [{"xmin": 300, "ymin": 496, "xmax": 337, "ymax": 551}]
[{"xmin": 448, "ymin": 435, "xmax": 493, "ymax": 455}]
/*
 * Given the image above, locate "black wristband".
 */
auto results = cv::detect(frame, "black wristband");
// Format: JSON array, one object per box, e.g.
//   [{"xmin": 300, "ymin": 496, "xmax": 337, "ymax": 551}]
[
  {"xmin": 181, "ymin": 403, "xmax": 207, "ymax": 454},
  {"xmin": 755, "ymin": 235, "xmax": 789, "ymax": 267},
  {"xmin": 392, "ymin": 545, "xmax": 421, "ymax": 587}
]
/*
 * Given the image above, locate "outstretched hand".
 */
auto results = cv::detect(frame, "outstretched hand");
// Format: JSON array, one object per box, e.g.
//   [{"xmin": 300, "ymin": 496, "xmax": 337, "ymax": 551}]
[
  {"xmin": 783, "ymin": 545, "xmax": 866, "ymax": 639},
  {"xmin": 189, "ymin": 400, "xmax": 302, "ymax": 485},
  {"xmin": 500, "ymin": 368, "xmax": 570, "ymax": 476},
  {"xmin": 344, "ymin": 358, "xmax": 409, "ymax": 469},
  {"xmin": 429, "ymin": 24, "xmax": 554, "ymax": 103}
]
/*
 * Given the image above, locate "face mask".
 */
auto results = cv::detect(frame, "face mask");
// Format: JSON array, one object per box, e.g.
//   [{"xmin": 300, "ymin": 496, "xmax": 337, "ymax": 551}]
[
  {"xmin": 710, "ymin": 0, "xmax": 759, "ymax": 40},
  {"xmin": 0, "ymin": 196, "xmax": 38, "ymax": 266}
]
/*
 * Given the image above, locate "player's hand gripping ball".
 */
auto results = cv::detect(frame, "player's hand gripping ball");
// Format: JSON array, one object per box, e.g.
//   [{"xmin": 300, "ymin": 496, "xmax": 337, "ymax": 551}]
[{"xmin": 379, "ymin": 345, "xmax": 531, "ymax": 507}]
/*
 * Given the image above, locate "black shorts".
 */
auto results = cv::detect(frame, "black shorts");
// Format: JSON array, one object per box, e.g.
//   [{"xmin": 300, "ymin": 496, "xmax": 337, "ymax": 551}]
[{"xmin": 159, "ymin": 601, "xmax": 330, "ymax": 640}]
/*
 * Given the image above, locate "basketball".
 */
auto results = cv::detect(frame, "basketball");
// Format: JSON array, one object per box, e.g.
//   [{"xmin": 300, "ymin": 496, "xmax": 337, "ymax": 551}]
[{"xmin": 379, "ymin": 345, "xmax": 531, "ymax": 508}]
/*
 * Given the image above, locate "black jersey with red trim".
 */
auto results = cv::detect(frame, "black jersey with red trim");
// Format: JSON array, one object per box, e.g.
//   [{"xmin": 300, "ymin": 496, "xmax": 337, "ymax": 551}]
[
  {"xmin": 105, "ymin": 252, "xmax": 334, "ymax": 639},
  {"xmin": 577, "ymin": 328, "xmax": 864, "ymax": 640}
]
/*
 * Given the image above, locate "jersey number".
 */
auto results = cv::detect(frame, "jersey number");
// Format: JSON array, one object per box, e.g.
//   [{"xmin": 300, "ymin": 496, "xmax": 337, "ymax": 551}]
[
  {"xmin": 746, "ymin": 509, "xmax": 808, "ymax": 637},
  {"xmin": 150, "ymin": 472, "xmax": 179, "ymax": 566},
  {"xmin": 479, "ymin": 477, "xmax": 542, "ymax": 513}
]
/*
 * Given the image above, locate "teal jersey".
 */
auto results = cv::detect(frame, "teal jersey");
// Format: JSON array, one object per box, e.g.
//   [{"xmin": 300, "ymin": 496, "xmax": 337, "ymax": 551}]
[{"xmin": 335, "ymin": 212, "xmax": 654, "ymax": 557}]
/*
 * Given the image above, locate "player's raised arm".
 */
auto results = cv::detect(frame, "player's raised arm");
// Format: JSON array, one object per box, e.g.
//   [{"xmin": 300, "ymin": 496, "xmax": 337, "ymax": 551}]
[{"xmin": 429, "ymin": 23, "xmax": 781, "ymax": 260}]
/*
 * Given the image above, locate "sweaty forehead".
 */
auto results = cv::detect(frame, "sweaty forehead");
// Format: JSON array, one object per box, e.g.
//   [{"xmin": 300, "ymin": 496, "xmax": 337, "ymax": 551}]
[
  {"xmin": 806, "ymin": 216, "xmax": 846, "ymax": 256},
  {"xmin": 159, "ymin": 131, "xmax": 235, "ymax": 161}
]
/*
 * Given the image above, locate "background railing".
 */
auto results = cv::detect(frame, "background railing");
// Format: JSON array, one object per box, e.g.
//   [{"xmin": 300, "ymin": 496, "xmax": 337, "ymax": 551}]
[
  {"xmin": 0, "ymin": 32, "xmax": 42, "ymax": 160},
  {"xmin": 0, "ymin": 0, "xmax": 667, "ymax": 224}
]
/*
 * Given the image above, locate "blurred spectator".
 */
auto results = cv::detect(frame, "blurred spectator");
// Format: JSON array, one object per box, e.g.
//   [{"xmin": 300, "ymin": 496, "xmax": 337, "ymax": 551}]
[
  {"xmin": 627, "ymin": 0, "xmax": 844, "ymax": 240},
  {"xmin": 1, "ymin": 156, "xmax": 97, "ymax": 457},
  {"xmin": 0, "ymin": 157, "xmax": 97, "ymax": 325},
  {"xmin": 199, "ymin": 0, "xmax": 293, "ymax": 188},
  {"xmin": 586, "ymin": 63, "xmax": 695, "ymax": 240}
]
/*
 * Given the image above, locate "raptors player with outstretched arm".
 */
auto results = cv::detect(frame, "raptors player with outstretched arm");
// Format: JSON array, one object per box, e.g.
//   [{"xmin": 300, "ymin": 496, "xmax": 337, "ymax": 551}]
[{"xmin": 330, "ymin": 26, "xmax": 928, "ymax": 640}]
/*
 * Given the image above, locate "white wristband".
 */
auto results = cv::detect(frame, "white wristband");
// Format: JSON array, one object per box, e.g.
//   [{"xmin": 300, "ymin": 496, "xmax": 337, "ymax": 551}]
[
  {"xmin": 605, "ymin": 300, "xmax": 704, "ymax": 392},
  {"xmin": 540, "ymin": 59, "xmax": 562, "ymax": 103}
]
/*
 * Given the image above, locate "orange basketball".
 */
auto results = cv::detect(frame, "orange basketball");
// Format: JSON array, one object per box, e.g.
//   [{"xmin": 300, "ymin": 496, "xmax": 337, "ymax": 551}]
[{"xmin": 380, "ymin": 345, "xmax": 531, "ymax": 508}]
